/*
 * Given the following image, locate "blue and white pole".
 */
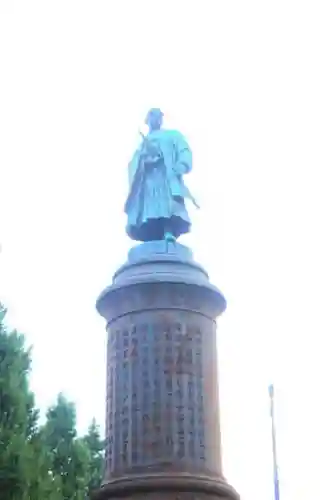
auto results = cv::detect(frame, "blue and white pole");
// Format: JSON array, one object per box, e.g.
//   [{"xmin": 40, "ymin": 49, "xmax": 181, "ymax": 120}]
[{"xmin": 269, "ymin": 384, "xmax": 280, "ymax": 500}]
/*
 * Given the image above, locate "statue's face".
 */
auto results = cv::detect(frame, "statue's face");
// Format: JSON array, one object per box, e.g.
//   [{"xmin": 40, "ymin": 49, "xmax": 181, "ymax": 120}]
[{"xmin": 146, "ymin": 110, "xmax": 163, "ymax": 131}]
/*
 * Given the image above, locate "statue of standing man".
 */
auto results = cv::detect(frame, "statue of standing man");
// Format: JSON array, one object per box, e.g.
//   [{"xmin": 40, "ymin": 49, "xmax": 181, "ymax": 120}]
[{"xmin": 125, "ymin": 109, "xmax": 198, "ymax": 243}]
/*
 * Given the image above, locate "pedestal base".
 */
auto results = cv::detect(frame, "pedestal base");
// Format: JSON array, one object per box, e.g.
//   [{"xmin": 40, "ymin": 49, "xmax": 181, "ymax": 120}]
[
  {"xmin": 94, "ymin": 473, "xmax": 239, "ymax": 500},
  {"xmin": 95, "ymin": 242, "xmax": 238, "ymax": 500}
]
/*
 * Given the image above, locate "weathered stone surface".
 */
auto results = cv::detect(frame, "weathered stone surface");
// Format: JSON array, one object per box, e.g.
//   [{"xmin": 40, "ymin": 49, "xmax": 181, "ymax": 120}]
[{"xmin": 104, "ymin": 309, "xmax": 221, "ymax": 478}]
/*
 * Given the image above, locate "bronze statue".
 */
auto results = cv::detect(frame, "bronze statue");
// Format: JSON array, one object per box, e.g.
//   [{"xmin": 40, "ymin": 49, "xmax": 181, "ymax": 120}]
[{"xmin": 125, "ymin": 109, "xmax": 198, "ymax": 242}]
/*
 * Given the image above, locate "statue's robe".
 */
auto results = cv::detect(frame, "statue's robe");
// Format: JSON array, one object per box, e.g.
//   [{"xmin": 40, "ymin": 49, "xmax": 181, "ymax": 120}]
[{"xmin": 125, "ymin": 129, "xmax": 196, "ymax": 242}]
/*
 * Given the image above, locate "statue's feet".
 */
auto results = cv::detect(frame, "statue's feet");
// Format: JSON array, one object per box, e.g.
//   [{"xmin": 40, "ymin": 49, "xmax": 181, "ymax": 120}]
[{"xmin": 164, "ymin": 232, "xmax": 176, "ymax": 243}]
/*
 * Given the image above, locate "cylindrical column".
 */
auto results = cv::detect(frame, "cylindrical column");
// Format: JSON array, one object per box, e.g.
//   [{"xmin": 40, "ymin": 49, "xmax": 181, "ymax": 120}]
[{"xmin": 95, "ymin": 242, "xmax": 238, "ymax": 500}]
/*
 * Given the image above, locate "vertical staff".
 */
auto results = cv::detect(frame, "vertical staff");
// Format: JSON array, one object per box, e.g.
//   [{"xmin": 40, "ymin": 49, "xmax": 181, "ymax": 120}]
[{"xmin": 269, "ymin": 384, "xmax": 280, "ymax": 500}]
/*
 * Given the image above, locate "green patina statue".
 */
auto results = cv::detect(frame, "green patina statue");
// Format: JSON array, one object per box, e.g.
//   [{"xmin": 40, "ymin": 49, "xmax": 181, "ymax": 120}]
[{"xmin": 125, "ymin": 108, "xmax": 198, "ymax": 242}]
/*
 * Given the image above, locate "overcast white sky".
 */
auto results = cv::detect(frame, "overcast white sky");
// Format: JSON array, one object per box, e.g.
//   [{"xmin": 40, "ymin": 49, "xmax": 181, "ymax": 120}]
[{"xmin": 1, "ymin": 2, "xmax": 334, "ymax": 499}]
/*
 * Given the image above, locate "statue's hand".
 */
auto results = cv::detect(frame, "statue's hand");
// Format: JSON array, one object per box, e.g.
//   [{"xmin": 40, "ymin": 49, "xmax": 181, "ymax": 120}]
[{"xmin": 143, "ymin": 153, "xmax": 162, "ymax": 166}]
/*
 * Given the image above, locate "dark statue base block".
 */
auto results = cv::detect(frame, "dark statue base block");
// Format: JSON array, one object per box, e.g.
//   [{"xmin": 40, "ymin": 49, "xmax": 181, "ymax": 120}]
[
  {"xmin": 95, "ymin": 241, "xmax": 238, "ymax": 500},
  {"xmin": 93, "ymin": 473, "xmax": 239, "ymax": 500}
]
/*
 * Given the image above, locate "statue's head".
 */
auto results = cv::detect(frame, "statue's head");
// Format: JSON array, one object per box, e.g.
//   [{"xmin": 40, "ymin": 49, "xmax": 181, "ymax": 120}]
[{"xmin": 145, "ymin": 108, "xmax": 163, "ymax": 131}]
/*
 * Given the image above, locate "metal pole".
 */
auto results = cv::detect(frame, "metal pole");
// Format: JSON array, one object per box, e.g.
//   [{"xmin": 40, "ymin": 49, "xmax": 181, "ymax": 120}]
[{"xmin": 269, "ymin": 384, "xmax": 280, "ymax": 500}]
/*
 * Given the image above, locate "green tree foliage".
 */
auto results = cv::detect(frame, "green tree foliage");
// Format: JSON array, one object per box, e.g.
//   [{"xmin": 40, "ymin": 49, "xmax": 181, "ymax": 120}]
[
  {"xmin": 0, "ymin": 303, "xmax": 104, "ymax": 499},
  {"xmin": 42, "ymin": 393, "xmax": 90, "ymax": 500},
  {"xmin": 82, "ymin": 419, "xmax": 104, "ymax": 495},
  {"xmin": 24, "ymin": 427, "xmax": 63, "ymax": 500},
  {"xmin": 0, "ymin": 303, "xmax": 38, "ymax": 500}
]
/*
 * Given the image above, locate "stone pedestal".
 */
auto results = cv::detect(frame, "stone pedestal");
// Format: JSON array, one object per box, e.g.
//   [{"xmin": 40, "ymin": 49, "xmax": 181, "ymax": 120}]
[{"xmin": 95, "ymin": 241, "xmax": 239, "ymax": 500}]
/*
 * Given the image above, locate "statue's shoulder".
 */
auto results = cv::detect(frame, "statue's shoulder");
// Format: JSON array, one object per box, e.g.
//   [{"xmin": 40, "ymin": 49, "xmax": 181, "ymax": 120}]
[
  {"xmin": 162, "ymin": 129, "xmax": 187, "ymax": 142},
  {"xmin": 150, "ymin": 129, "xmax": 187, "ymax": 146},
  {"xmin": 166, "ymin": 128, "xmax": 182, "ymax": 136},
  {"xmin": 148, "ymin": 129, "xmax": 177, "ymax": 141}
]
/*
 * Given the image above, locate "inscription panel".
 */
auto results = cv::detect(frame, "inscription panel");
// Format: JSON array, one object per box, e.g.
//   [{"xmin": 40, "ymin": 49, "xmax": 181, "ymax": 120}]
[{"xmin": 105, "ymin": 310, "xmax": 219, "ymax": 478}]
